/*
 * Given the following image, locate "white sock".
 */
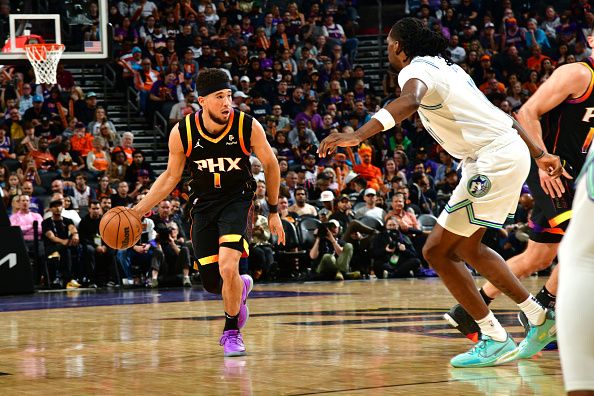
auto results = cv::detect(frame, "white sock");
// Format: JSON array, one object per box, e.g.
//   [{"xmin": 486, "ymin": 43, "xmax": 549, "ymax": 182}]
[
  {"xmin": 476, "ymin": 311, "xmax": 507, "ymax": 342},
  {"xmin": 518, "ymin": 294, "xmax": 546, "ymax": 326}
]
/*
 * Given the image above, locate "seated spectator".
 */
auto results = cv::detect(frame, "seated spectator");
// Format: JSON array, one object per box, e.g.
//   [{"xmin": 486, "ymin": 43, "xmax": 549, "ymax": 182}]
[
  {"xmin": 111, "ymin": 181, "xmax": 133, "ymax": 208},
  {"xmin": 254, "ymin": 180, "xmax": 269, "ymax": 216},
  {"xmin": 133, "ymin": 58, "xmax": 160, "ymax": 113},
  {"xmin": 42, "ymin": 199, "xmax": 80, "ymax": 288},
  {"xmin": 288, "ymin": 120, "xmax": 319, "ymax": 149},
  {"xmin": 248, "ymin": 200, "xmax": 274, "ymax": 281},
  {"xmin": 23, "ymin": 95, "xmax": 49, "ymax": 124},
  {"xmin": 86, "ymin": 137, "xmax": 111, "ymax": 179},
  {"xmin": 150, "ymin": 199, "xmax": 186, "ymax": 241},
  {"xmin": 70, "ymin": 122, "xmax": 94, "ymax": 159},
  {"xmin": 310, "ymin": 219, "xmax": 354, "ymax": 281},
  {"xmin": 436, "ymin": 169, "xmax": 460, "ymax": 209},
  {"xmin": 88, "ymin": 106, "xmax": 118, "ymax": 136},
  {"xmin": 125, "ymin": 150, "xmax": 155, "ymax": 184},
  {"xmin": 409, "ymin": 172, "xmax": 436, "ymax": 214},
  {"xmin": 169, "ymin": 91, "xmax": 199, "ymax": 125},
  {"xmin": 72, "ymin": 173, "xmax": 95, "ymax": 214},
  {"xmin": 74, "ymin": 91, "xmax": 98, "ymax": 126},
  {"xmin": 278, "ymin": 195, "xmax": 300, "ymax": 223},
  {"xmin": 384, "ymin": 193, "xmax": 421, "ymax": 233},
  {"xmin": 435, "ymin": 151, "xmax": 459, "ymax": 188},
  {"xmin": 114, "ymin": 132, "xmax": 136, "ymax": 165},
  {"xmin": 27, "ymin": 137, "xmax": 56, "ymax": 172},
  {"xmin": 9, "ymin": 194, "xmax": 44, "ymax": 262},
  {"xmin": 43, "ymin": 193, "xmax": 81, "ymax": 226},
  {"xmin": 352, "ymin": 143, "xmax": 383, "ymax": 191},
  {"xmin": 95, "ymin": 176, "xmax": 115, "ymax": 200},
  {"xmin": 294, "ymin": 99, "xmax": 323, "ymax": 132},
  {"xmin": 288, "ymin": 186, "xmax": 318, "ymax": 217},
  {"xmin": 372, "ymin": 216, "xmax": 421, "ymax": 278},
  {"xmin": 151, "ymin": 221, "xmax": 192, "ymax": 288},
  {"xmin": 56, "ymin": 158, "xmax": 76, "ymax": 188},
  {"xmin": 250, "ymin": 157, "xmax": 265, "ymax": 182},
  {"xmin": 107, "ymin": 150, "xmax": 129, "ymax": 183},
  {"xmin": 355, "ymin": 188, "xmax": 386, "ymax": 222},
  {"xmin": 78, "ymin": 200, "xmax": 117, "ymax": 287},
  {"xmin": 149, "ymin": 72, "xmax": 181, "ymax": 119}
]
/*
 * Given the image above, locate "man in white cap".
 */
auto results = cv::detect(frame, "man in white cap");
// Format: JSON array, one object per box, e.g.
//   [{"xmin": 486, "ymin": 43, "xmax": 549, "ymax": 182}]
[
  {"xmin": 319, "ymin": 190, "xmax": 335, "ymax": 214},
  {"xmin": 355, "ymin": 188, "xmax": 386, "ymax": 222},
  {"xmin": 232, "ymin": 91, "xmax": 249, "ymax": 109},
  {"xmin": 239, "ymin": 76, "xmax": 251, "ymax": 96}
]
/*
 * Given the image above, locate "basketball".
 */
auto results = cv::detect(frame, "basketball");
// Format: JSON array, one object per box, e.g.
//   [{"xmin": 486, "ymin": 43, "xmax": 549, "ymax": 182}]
[{"xmin": 99, "ymin": 207, "xmax": 142, "ymax": 250}]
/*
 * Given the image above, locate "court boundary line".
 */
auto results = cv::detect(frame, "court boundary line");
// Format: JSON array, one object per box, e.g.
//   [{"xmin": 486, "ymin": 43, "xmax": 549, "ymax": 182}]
[{"xmin": 287, "ymin": 373, "xmax": 562, "ymax": 395}]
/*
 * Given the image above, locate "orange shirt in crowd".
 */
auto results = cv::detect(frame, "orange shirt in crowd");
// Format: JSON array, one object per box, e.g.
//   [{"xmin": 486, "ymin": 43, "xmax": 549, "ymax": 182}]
[
  {"xmin": 91, "ymin": 150, "xmax": 110, "ymax": 171},
  {"xmin": 28, "ymin": 150, "xmax": 56, "ymax": 170},
  {"xmin": 353, "ymin": 162, "xmax": 383, "ymax": 191},
  {"xmin": 71, "ymin": 133, "xmax": 94, "ymax": 157}
]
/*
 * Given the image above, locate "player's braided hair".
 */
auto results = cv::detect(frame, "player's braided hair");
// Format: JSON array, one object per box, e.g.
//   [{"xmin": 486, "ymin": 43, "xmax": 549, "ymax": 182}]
[{"xmin": 390, "ymin": 17, "xmax": 452, "ymax": 65}]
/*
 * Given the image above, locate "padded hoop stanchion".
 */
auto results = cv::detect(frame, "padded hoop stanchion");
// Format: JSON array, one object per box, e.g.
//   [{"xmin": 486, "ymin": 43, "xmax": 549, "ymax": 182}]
[{"xmin": 24, "ymin": 43, "xmax": 65, "ymax": 84}]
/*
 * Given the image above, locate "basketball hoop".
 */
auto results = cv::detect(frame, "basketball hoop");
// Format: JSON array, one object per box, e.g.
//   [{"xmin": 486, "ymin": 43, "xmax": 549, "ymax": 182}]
[{"xmin": 24, "ymin": 43, "xmax": 65, "ymax": 84}]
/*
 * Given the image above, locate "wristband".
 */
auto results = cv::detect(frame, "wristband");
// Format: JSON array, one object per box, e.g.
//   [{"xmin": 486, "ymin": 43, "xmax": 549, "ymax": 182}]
[
  {"xmin": 267, "ymin": 203, "xmax": 278, "ymax": 213},
  {"xmin": 372, "ymin": 108, "xmax": 396, "ymax": 131},
  {"xmin": 533, "ymin": 149, "xmax": 545, "ymax": 160}
]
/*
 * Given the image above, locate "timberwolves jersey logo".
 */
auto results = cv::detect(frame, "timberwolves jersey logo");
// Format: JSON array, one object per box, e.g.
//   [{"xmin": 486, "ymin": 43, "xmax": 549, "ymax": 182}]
[{"xmin": 467, "ymin": 174, "xmax": 491, "ymax": 198}]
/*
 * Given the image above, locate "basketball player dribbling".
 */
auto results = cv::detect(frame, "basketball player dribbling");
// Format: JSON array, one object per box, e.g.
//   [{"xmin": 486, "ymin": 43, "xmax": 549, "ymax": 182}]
[
  {"xmin": 445, "ymin": 30, "xmax": 594, "ymax": 345},
  {"xmin": 319, "ymin": 18, "xmax": 563, "ymax": 367},
  {"xmin": 132, "ymin": 69, "xmax": 285, "ymax": 357}
]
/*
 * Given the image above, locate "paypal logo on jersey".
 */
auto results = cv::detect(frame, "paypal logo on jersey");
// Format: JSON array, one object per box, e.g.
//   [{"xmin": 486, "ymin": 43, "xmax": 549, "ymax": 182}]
[{"xmin": 194, "ymin": 157, "xmax": 242, "ymax": 172}]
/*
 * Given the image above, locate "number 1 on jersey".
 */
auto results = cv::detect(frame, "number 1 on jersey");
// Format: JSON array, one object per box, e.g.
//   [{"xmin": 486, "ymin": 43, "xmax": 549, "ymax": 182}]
[{"xmin": 214, "ymin": 172, "xmax": 221, "ymax": 188}]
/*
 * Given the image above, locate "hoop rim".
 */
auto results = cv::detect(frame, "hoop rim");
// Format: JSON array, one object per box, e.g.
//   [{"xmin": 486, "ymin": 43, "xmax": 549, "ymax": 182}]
[{"xmin": 24, "ymin": 43, "xmax": 65, "ymax": 50}]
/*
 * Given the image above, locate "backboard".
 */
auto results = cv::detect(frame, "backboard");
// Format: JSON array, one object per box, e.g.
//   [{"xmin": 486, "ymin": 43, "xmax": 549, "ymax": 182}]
[{"xmin": 0, "ymin": 0, "xmax": 110, "ymax": 64}]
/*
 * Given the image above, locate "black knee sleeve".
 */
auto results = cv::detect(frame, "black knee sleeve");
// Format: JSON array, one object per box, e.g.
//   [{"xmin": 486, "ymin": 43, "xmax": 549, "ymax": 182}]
[{"xmin": 198, "ymin": 261, "xmax": 223, "ymax": 294}]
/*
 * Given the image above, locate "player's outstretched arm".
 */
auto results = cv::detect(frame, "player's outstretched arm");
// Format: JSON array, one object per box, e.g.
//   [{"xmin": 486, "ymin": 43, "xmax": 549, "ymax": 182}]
[
  {"xmin": 515, "ymin": 63, "xmax": 586, "ymax": 197},
  {"xmin": 318, "ymin": 78, "xmax": 428, "ymax": 157},
  {"xmin": 251, "ymin": 119, "xmax": 286, "ymax": 245},
  {"xmin": 516, "ymin": 62, "xmax": 591, "ymax": 151},
  {"xmin": 132, "ymin": 125, "xmax": 186, "ymax": 217}
]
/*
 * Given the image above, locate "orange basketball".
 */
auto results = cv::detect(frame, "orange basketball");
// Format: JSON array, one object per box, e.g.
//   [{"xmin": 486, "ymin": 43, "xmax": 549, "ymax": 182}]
[{"xmin": 99, "ymin": 207, "xmax": 142, "ymax": 250}]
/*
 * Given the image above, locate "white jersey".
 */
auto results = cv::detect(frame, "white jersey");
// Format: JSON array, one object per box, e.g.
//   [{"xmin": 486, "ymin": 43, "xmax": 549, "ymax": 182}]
[{"xmin": 398, "ymin": 56, "xmax": 516, "ymax": 159}]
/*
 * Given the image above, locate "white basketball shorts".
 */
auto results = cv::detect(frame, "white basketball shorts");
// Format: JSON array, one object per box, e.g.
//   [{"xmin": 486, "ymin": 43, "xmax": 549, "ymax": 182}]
[{"xmin": 438, "ymin": 133, "xmax": 530, "ymax": 237}]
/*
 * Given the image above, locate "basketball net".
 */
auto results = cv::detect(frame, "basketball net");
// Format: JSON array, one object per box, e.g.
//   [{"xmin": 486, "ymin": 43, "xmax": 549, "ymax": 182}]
[{"xmin": 24, "ymin": 43, "xmax": 65, "ymax": 84}]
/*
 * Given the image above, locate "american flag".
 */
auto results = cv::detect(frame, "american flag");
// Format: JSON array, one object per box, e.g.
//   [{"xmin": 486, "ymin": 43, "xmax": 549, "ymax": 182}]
[{"xmin": 84, "ymin": 41, "xmax": 101, "ymax": 53}]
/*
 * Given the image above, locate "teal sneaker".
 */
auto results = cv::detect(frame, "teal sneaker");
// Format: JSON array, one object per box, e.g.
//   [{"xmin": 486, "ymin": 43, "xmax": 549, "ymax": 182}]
[
  {"xmin": 450, "ymin": 334, "xmax": 517, "ymax": 368},
  {"xmin": 515, "ymin": 309, "xmax": 556, "ymax": 359}
]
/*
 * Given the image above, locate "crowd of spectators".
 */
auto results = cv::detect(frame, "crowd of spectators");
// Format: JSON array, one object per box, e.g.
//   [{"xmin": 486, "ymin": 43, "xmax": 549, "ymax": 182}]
[{"xmin": 1, "ymin": 0, "xmax": 590, "ymax": 288}]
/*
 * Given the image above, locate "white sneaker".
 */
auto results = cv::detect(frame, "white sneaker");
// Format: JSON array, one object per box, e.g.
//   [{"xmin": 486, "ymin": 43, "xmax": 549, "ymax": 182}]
[{"xmin": 183, "ymin": 276, "xmax": 192, "ymax": 287}]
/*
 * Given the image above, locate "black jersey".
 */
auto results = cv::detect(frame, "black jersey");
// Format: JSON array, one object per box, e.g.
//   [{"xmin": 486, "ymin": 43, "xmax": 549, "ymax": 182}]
[
  {"xmin": 178, "ymin": 108, "xmax": 256, "ymax": 206},
  {"xmin": 541, "ymin": 58, "xmax": 594, "ymax": 178}
]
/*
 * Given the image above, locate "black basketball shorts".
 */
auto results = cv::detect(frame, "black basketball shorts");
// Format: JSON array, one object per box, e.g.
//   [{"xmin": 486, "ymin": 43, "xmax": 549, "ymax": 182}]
[
  {"xmin": 526, "ymin": 159, "xmax": 574, "ymax": 244},
  {"xmin": 191, "ymin": 193, "xmax": 254, "ymax": 268}
]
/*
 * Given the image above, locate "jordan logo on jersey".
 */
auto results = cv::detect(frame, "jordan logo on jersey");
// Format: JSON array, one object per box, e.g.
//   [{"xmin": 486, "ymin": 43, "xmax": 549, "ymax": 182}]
[
  {"xmin": 194, "ymin": 157, "xmax": 241, "ymax": 173},
  {"xmin": 467, "ymin": 174, "xmax": 492, "ymax": 198},
  {"xmin": 194, "ymin": 139, "xmax": 204, "ymax": 149}
]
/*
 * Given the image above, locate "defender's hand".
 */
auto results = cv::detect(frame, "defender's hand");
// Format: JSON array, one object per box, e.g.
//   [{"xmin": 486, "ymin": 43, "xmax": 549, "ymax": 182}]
[
  {"xmin": 268, "ymin": 213, "xmax": 285, "ymax": 245},
  {"xmin": 317, "ymin": 132, "xmax": 361, "ymax": 158},
  {"xmin": 535, "ymin": 154, "xmax": 572, "ymax": 198}
]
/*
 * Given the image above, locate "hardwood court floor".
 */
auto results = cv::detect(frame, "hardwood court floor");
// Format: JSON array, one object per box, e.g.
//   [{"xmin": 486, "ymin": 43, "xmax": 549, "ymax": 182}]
[{"xmin": 0, "ymin": 277, "xmax": 562, "ymax": 395}]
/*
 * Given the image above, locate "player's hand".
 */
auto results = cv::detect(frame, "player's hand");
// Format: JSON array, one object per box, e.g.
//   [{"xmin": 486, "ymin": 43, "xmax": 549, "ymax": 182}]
[
  {"xmin": 268, "ymin": 213, "xmax": 285, "ymax": 245},
  {"xmin": 535, "ymin": 154, "xmax": 572, "ymax": 198},
  {"xmin": 317, "ymin": 132, "xmax": 361, "ymax": 158}
]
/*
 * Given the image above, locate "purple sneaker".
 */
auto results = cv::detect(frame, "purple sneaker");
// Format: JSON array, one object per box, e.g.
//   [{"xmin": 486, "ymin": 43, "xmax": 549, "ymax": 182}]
[
  {"xmin": 238, "ymin": 275, "xmax": 253, "ymax": 329},
  {"xmin": 220, "ymin": 330, "xmax": 246, "ymax": 357}
]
